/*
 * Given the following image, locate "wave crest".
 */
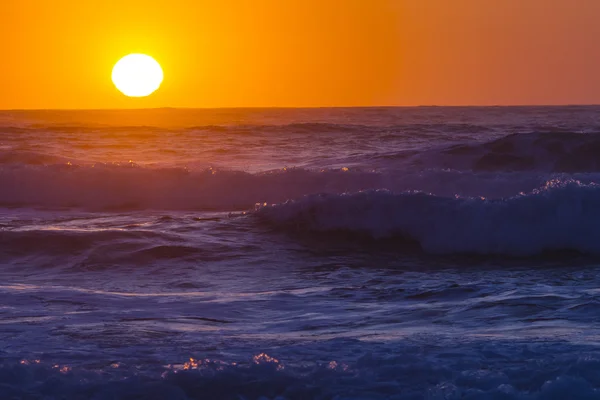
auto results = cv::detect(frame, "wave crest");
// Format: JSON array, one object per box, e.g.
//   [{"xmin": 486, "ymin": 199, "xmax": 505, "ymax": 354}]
[{"xmin": 256, "ymin": 180, "xmax": 600, "ymax": 255}]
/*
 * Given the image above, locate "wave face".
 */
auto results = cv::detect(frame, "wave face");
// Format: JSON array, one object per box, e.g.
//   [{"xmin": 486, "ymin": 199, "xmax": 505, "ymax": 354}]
[
  {"xmin": 409, "ymin": 131, "xmax": 600, "ymax": 173},
  {"xmin": 257, "ymin": 180, "xmax": 600, "ymax": 255}
]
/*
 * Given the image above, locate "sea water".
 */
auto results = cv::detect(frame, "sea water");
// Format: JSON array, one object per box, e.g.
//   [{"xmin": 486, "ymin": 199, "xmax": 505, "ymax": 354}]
[{"xmin": 1, "ymin": 107, "xmax": 600, "ymax": 399}]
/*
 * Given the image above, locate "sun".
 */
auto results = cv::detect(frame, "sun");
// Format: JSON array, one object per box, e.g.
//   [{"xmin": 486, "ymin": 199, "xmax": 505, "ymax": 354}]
[{"xmin": 112, "ymin": 54, "xmax": 163, "ymax": 97}]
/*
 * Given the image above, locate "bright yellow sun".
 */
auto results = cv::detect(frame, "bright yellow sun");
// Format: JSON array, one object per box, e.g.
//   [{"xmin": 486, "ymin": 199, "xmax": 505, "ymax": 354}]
[{"xmin": 112, "ymin": 54, "xmax": 163, "ymax": 97}]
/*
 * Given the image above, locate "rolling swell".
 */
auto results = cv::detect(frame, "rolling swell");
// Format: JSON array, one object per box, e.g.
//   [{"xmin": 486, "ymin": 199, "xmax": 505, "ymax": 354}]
[
  {"xmin": 413, "ymin": 131, "xmax": 600, "ymax": 172},
  {"xmin": 3, "ymin": 131, "xmax": 600, "ymax": 211},
  {"xmin": 256, "ymin": 180, "xmax": 600, "ymax": 256},
  {"xmin": 3, "ymin": 161, "xmax": 600, "ymax": 212},
  {"xmin": 0, "ymin": 164, "xmax": 394, "ymax": 210}
]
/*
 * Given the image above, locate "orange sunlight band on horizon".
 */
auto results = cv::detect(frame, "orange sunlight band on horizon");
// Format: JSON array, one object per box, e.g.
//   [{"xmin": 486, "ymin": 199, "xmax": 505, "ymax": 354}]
[{"xmin": 1, "ymin": 0, "xmax": 600, "ymax": 109}]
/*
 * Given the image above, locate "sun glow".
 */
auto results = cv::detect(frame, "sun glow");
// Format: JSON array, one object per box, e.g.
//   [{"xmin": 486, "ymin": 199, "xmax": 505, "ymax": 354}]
[{"xmin": 112, "ymin": 54, "xmax": 163, "ymax": 97}]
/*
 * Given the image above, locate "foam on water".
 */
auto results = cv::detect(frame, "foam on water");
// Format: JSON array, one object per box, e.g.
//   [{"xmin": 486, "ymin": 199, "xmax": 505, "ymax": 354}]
[{"xmin": 5, "ymin": 341, "xmax": 600, "ymax": 400}]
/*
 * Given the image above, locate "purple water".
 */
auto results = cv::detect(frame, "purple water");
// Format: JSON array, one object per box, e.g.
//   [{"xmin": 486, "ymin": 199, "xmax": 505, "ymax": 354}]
[{"xmin": 2, "ymin": 107, "xmax": 600, "ymax": 399}]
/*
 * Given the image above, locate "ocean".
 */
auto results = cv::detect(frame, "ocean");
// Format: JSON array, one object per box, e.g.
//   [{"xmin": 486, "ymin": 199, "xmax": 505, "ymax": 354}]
[{"xmin": 1, "ymin": 106, "xmax": 600, "ymax": 399}]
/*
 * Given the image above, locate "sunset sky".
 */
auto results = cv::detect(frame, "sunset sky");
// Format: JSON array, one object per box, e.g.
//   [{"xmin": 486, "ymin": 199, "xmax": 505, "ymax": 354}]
[{"xmin": 2, "ymin": 0, "xmax": 600, "ymax": 109}]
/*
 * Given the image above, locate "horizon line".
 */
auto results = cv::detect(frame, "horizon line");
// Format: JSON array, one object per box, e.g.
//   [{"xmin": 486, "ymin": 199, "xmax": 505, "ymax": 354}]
[{"xmin": 2, "ymin": 103, "xmax": 600, "ymax": 112}]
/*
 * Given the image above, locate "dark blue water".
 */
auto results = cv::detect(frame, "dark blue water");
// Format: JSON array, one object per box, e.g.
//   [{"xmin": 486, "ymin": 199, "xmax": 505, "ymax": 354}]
[{"xmin": 2, "ymin": 107, "xmax": 600, "ymax": 399}]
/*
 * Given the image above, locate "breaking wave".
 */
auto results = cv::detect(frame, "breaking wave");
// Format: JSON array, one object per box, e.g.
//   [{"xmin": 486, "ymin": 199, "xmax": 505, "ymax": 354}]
[{"xmin": 257, "ymin": 180, "xmax": 600, "ymax": 256}]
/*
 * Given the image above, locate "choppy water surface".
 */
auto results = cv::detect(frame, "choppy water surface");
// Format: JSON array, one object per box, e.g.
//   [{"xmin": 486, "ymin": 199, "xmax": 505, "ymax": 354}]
[{"xmin": 2, "ymin": 107, "xmax": 600, "ymax": 399}]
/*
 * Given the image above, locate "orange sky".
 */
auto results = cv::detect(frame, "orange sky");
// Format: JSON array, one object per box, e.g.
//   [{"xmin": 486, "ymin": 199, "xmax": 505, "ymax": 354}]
[{"xmin": 1, "ymin": 0, "xmax": 600, "ymax": 109}]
